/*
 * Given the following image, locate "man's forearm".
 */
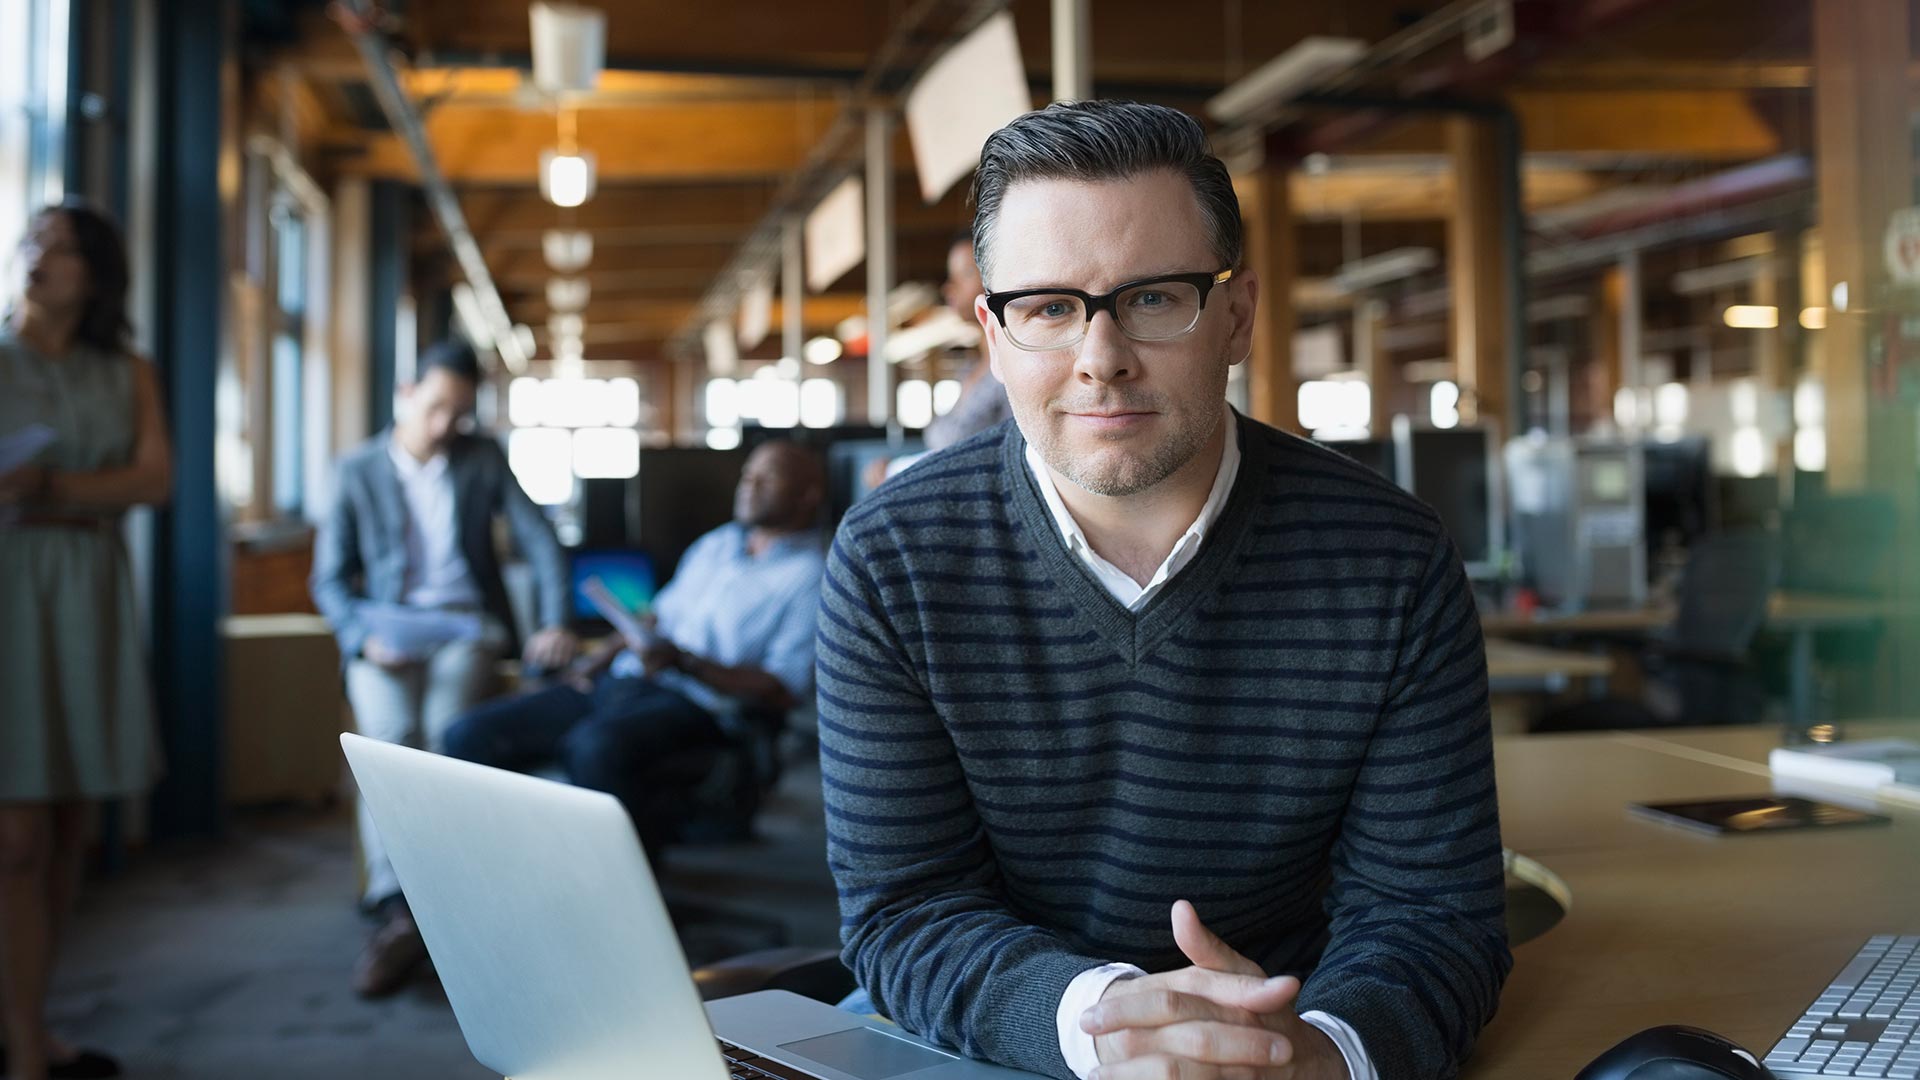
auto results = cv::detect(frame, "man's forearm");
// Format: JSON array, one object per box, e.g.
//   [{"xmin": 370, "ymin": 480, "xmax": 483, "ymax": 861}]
[{"xmin": 676, "ymin": 652, "xmax": 793, "ymax": 709}]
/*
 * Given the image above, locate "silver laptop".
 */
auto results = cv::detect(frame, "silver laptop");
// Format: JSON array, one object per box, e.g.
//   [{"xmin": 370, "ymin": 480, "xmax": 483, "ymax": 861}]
[{"xmin": 340, "ymin": 732, "xmax": 1040, "ymax": 1080}]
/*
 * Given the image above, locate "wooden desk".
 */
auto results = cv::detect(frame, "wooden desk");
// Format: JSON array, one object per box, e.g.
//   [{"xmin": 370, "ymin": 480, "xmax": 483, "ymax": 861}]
[
  {"xmin": 1466, "ymin": 727, "xmax": 1919, "ymax": 1077},
  {"xmin": 1484, "ymin": 639, "xmax": 1615, "ymax": 684},
  {"xmin": 1484, "ymin": 593, "xmax": 1895, "ymax": 731},
  {"xmin": 1481, "ymin": 605, "xmax": 1675, "ymax": 637}
]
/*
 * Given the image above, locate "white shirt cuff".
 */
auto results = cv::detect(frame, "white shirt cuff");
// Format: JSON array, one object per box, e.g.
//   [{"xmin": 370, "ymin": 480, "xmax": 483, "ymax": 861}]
[
  {"xmin": 1056, "ymin": 963, "xmax": 1147, "ymax": 1080},
  {"xmin": 1299, "ymin": 1011, "xmax": 1376, "ymax": 1080}
]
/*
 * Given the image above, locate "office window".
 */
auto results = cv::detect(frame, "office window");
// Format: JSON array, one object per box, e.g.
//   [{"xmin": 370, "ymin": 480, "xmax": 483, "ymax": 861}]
[
  {"xmin": 505, "ymin": 376, "xmax": 648, "ymax": 494},
  {"xmin": 0, "ymin": 0, "xmax": 68, "ymax": 254},
  {"xmin": 270, "ymin": 204, "xmax": 307, "ymax": 516}
]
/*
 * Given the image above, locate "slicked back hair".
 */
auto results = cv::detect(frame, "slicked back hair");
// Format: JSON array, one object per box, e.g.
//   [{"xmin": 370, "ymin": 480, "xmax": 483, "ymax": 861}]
[{"xmin": 969, "ymin": 100, "xmax": 1243, "ymax": 287}]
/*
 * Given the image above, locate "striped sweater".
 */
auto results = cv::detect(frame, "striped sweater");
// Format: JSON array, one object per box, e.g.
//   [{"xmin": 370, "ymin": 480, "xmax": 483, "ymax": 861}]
[{"xmin": 817, "ymin": 411, "xmax": 1511, "ymax": 1080}]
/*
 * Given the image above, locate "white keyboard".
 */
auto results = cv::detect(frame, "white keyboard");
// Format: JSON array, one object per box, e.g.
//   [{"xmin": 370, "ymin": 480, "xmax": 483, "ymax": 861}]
[{"xmin": 1766, "ymin": 936, "xmax": 1920, "ymax": 1077}]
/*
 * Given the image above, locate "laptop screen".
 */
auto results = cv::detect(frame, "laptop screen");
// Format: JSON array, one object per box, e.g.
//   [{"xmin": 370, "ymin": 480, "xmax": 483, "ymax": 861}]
[{"xmin": 570, "ymin": 548, "xmax": 656, "ymax": 622}]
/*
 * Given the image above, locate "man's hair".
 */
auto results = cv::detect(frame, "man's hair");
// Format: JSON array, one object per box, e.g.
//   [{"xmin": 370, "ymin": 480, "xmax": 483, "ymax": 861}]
[
  {"xmin": 969, "ymin": 100, "xmax": 1242, "ymax": 286},
  {"xmin": 417, "ymin": 339, "xmax": 482, "ymax": 385}
]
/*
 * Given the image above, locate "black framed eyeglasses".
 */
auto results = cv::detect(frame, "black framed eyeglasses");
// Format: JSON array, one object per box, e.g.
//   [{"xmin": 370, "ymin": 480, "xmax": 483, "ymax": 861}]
[{"xmin": 983, "ymin": 268, "xmax": 1234, "ymax": 352}]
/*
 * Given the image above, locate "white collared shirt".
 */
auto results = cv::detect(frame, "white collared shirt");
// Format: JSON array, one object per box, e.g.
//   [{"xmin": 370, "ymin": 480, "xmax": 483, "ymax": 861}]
[
  {"xmin": 1022, "ymin": 403, "xmax": 1241, "ymax": 612},
  {"xmin": 387, "ymin": 437, "xmax": 482, "ymax": 610},
  {"xmin": 1025, "ymin": 406, "xmax": 1377, "ymax": 1080}
]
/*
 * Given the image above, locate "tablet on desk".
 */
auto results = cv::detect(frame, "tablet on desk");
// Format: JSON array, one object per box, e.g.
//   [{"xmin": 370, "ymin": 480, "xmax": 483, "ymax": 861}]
[{"xmin": 1629, "ymin": 795, "xmax": 1891, "ymax": 836}]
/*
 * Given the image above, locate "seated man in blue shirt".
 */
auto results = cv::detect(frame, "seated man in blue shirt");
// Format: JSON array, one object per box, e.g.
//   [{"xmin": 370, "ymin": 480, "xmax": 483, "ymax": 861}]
[{"xmin": 443, "ymin": 439, "xmax": 827, "ymax": 860}]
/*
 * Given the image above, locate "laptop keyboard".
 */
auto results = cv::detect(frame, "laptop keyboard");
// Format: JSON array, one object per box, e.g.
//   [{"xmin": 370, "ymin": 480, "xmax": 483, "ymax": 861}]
[
  {"xmin": 719, "ymin": 1038, "xmax": 817, "ymax": 1080},
  {"xmin": 1766, "ymin": 936, "xmax": 1920, "ymax": 1077}
]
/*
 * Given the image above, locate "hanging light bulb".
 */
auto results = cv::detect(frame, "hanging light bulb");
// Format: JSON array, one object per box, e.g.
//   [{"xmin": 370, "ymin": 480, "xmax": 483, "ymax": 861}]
[
  {"xmin": 539, "ymin": 106, "xmax": 595, "ymax": 208},
  {"xmin": 542, "ymin": 229, "xmax": 593, "ymax": 273},
  {"xmin": 540, "ymin": 149, "xmax": 595, "ymax": 208}
]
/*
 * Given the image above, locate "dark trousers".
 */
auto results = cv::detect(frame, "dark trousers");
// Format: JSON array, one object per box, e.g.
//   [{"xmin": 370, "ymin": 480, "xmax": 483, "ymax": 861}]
[{"xmin": 442, "ymin": 675, "xmax": 726, "ymax": 857}]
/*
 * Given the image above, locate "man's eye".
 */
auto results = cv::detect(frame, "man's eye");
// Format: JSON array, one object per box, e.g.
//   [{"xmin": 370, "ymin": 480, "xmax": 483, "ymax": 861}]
[
  {"xmin": 1040, "ymin": 301, "xmax": 1073, "ymax": 318},
  {"xmin": 1131, "ymin": 291, "xmax": 1167, "ymax": 308}
]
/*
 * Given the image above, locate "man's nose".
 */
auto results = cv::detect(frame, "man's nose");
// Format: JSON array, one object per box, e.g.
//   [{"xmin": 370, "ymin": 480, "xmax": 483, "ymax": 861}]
[{"xmin": 1073, "ymin": 309, "xmax": 1137, "ymax": 385}]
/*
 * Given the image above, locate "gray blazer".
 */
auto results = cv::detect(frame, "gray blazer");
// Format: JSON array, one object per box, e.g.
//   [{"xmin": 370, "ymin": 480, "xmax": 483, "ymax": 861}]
[{"xmin": 309, "ymin": 430, "xmax": 569, "ymax": 660}]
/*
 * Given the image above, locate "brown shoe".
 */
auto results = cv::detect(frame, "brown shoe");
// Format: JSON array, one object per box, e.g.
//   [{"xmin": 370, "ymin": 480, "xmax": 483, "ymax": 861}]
[{"xmin": 353, "ymin": 910, "xmax": 428, "ymax": 998}]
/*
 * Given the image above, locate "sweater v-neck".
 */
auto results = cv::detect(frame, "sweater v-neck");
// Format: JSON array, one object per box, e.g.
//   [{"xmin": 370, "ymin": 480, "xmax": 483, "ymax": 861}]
[{"xmin": 1001, "ymin": 409, "xmax": 1273, "ymax": 666}]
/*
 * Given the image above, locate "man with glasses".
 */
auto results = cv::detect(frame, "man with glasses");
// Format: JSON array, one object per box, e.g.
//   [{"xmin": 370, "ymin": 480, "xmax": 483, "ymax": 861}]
[{"xmin": 818, "ymin": 101, "xmax": 1509, "ymax": 1080}]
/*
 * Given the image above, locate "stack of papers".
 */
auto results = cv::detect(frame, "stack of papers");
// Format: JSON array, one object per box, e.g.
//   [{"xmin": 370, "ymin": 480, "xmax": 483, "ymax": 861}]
[{"xmin": 361, "ymin": 603, "xmax": 484, "ymax": 660}]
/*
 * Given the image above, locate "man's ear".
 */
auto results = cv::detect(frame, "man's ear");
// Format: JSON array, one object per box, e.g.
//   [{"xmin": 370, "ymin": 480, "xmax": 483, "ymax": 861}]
[
  {"xmin": 1226, "ymin": 268, "xmax": 1259, "ymax": 369},
  {"xmin": 976, "ymin": 295, "xmax": 1006, "ymax": 384}
]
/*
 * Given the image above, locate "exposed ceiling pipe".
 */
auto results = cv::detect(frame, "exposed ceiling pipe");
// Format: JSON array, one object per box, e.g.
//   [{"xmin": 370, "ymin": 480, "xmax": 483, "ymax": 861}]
[
  {"xmin": 1265, "ymin": 0, "xmax": 1676, "ymax": 159},
  {"xmin": 1549, "ymin": 156, "xmax": 1811, "ymax": 241},
  {"xmin": 335, "ymin": 1, "xmax": 530, "ymax": 373},
  {"xmin": 666, "ymin": 0, "xmax": 1007, "ymax": 363}
]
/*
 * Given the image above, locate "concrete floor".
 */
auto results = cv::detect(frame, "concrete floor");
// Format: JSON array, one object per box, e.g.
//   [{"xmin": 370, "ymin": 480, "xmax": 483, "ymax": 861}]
[{"xmin": 46, "ymin": 758, "xmax": 840, "ymax": 1080}]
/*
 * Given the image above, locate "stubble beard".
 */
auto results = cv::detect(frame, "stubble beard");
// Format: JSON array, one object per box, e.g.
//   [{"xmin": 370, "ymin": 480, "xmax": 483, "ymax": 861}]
[{"xmin": 1023, "ymin": 375, "xmax": 1225, "ymax": 499}]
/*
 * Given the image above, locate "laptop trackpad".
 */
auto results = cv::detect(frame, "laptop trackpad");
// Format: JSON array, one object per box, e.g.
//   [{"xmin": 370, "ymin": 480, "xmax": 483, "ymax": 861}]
[{"xmin": 779, "ymin": 1026, "xmax": 956, "ymax": 1079}]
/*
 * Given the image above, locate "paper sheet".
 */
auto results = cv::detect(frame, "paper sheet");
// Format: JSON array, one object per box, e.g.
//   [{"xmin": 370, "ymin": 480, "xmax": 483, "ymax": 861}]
[
  {"xmin": 0, "ymin": 424, "xmax": 55, "ymax": 475},
  {"xmin": 583, "ymin": 576, "xmax": 655, "ymax": 648},
  {"xmin": 361, "ymin": 603, "xmax": 484, "ymax": 659}
]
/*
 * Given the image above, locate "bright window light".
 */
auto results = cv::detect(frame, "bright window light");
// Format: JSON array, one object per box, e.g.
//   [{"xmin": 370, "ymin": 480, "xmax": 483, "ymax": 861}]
[
  {"xmin": 1731, "ymin": 426, "xmax": 1767, "ymax": 478},
  {"xmin": 572, "ymin": 427, "xmax": 639, "ymax": 479},
  {"xmin": 758, "ymin": 379, "xmax": 801, "ymax": 429},
  {"xmin": 1614, "ymin": 387, "xmax": 1641, "ymax": 428},
  {"xmin": 898, "ymin": 380, "xmax": 934, "ymax": 429},
  {"xmin": 508, "ymin": 377, "xmax": 546, "ymax": 428},
  {"xmin": 1298, "ymin": 379, "xmax": 1371, "ymax": 435},
  {"xmin": 539, "ymin": 377, "xmax": 610, "ymax": 428},
  {"xmin": 705, "ymin": 379, "xmax": 740, "ymax": 427},
  {"xmin": 706, "ymin": 426, "xmax": 742, "ymax": 450},
  {"xmin": 933, "ymin": 379, "xmax": 963, "ymax": 416},
  {"xmin": 607, "ymin": 377, "xmax": 641, "ymax": 428},
  {"xmin": 1728, "ymin": 377, "xmax": 1758, "ymax": 427},
  {"xmin": 1794, "ymin": 379, "xmax": 1824, "ymax": 427},
  {"xmin": 1799, "ymin": 306, "xmax": 1827, "ymax": 330},
  {"xmin": 801, "ymin": 378, "xmax": 842, "ymax": 429},
  {"xmin": 1655, "ymin": 382, "xmax": 1690, "ymax": 428},
  {"xmin": 736, "ymin": 378, "xmax": 766, "ymax": 421},
  {"xmin": 508, "ymin": 428, "xmax": 574, "ymax": 505},
  {"xmin": 1429, "ymin": 380, "xmax": 1460, "ymax": 430},
  {"xmin": 1795, "ymin": 428, "xmax": 1827, "ymax": 472}
]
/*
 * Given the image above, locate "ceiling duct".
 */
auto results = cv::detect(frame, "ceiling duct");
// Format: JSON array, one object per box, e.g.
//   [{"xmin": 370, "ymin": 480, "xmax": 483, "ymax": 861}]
[{"xmin": 529, "ymin": 3, "xmax": 606, "ymax": 95}]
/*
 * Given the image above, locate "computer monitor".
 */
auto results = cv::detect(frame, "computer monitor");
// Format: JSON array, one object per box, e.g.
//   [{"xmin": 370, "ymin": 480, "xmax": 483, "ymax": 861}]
[
  {"xmin": 568, "ymin": 548, "xmax": 657, "ymax": 632},
  {"xmin": 1394, "ymin": 418, "xmax": 1503, "ymax": 577},
  {"xmin": 1318, "ymin": 435, "xmax": 1398, "ymax": 484},
  {"xmin": 1640, "ymin": 436, "xmax": 1712, "ymax": 551}
]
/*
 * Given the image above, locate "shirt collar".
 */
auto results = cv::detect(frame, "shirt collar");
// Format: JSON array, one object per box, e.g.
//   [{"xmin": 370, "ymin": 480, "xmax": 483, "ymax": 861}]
[
  {"xmin": 1023, "ymin": 402, "xmax": 1241, "ymax": 558},
  {"xmin": 730, "ymin": 522, "xmax": 824, "ymax": 558},
  {"xmin": 387, "ymin": 433, "xmax": 448, "ymax": 480}
]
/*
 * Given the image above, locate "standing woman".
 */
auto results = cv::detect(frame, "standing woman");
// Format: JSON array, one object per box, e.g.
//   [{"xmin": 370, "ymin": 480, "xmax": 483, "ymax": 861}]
[{"xmin": 0, "ymin": 202, "xmax": 170, "ymax": 1080}]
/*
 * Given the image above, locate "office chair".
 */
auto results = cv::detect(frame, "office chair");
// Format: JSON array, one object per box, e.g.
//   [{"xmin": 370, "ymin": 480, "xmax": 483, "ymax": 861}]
[{"xmin": 1534, "ymin": 530, "xmax": 1778, "ymax": 731}]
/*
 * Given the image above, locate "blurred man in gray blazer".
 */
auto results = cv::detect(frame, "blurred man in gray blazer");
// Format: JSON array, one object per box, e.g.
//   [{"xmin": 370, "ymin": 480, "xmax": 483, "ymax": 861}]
[{"xmin": 311, "ymin": 340, "xmax": 577, "ymax": 996}]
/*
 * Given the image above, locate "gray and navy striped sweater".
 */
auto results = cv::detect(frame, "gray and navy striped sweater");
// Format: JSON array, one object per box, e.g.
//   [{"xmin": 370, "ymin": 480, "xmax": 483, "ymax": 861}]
[{"xmin": 817, "ymin": 411, "xmax": 1511, "ymax": 1080}]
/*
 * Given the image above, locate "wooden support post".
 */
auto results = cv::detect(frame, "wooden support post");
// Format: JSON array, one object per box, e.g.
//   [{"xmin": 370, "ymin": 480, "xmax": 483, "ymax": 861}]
[
  {"xmin": 1813, "ymin": 0, "xmax": 1909, "ymax": 492},
  {"xmin": 1811, "ymin": 0, "xmax": 1919, "ymax": 716},
  {"xmin": 1448, "ymin": 116, "xmax": 1517, "ymax": 435},
  {"xmin": 1242, "ymin": 163, "xmax": 1298, "ymax": 434}
]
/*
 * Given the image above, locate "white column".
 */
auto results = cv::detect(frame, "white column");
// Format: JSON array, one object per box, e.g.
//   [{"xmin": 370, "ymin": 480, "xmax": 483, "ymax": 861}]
[
  {"xmin": 1618, "ymin": 250, "xmax": 1642, "ymax": 431},
  {"xmin": 1051, "ymin": 0, "xmax": 1091, "ymax": 102},
  {"xmin": 782, "ymin": 216, "xmax": 803, "ymax": 404},
  {"xmin": 865, "ymin": 107, "xmax": 894, "ymax": 426}
]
